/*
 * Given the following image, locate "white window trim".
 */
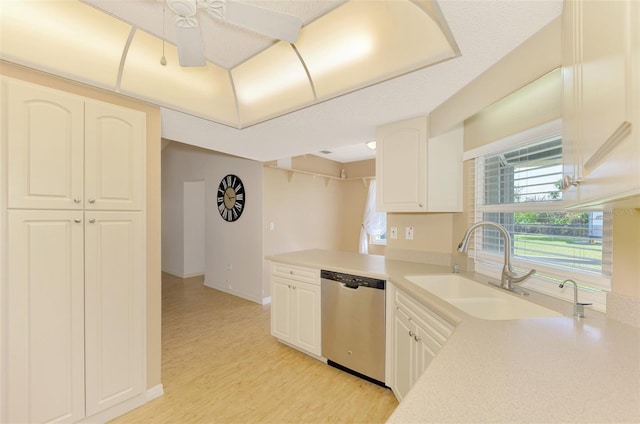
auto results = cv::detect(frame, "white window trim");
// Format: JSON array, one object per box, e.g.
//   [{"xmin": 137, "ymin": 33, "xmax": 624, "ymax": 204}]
[
  {"xmin": 467, "ymin": 118, "xmax": 609, "ymax": 312},
  {"xmin": 463, "ymin": 118, "xmax": 562, "ymax": 160},
  {"xmin": 370, "ymin": 233, "xmax": 387, "ymax": 246}
]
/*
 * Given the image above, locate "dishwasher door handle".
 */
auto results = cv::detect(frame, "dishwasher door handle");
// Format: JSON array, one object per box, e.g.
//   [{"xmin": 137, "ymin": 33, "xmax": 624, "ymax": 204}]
[{"xmin": 340, "ymin": 282, "xmax": 359, "ymax": 290}]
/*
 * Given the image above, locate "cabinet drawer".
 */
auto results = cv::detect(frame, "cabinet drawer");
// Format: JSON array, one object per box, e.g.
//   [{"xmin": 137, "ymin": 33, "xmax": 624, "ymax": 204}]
[
  {"xmin": 395, "ymin": 289, "xmax": 454, "ymax": 345},
  {"xmin": 271, "ymin": 263, "xmax": 319, "ymax": 285}
]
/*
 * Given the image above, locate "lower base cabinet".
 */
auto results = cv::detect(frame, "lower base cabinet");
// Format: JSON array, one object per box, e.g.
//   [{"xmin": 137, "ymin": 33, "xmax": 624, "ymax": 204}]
[
  {"xmin": 386, "ymin": 282, "xmax": 454, "ymax": 401},
  {"xmin": 270, "ymin": 263, "xmax": 321, "ymax": 357},
  {"xmin": 6, "ymin": 210, "xmax": 145, "ymax": 423}
]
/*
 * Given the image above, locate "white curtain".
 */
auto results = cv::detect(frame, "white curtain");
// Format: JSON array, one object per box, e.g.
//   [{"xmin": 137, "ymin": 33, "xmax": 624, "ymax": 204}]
[{"xmin": 359, "ymin": 180, "xmax": 386, "ymax": 254}]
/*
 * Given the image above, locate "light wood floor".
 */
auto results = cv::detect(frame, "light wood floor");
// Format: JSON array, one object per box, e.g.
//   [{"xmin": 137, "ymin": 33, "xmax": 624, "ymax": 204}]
[{"xmin": 109, "ymin": 273, "xmax": 398, "ymax": 423}]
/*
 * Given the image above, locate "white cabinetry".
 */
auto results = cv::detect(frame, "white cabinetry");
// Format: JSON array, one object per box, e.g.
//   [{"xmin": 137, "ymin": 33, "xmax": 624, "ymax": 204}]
[
  {"xmin": 270, "ymin": 263, "xmax": 321, "ymax": 357},
  {"xmin": 562, "ymin": 0, "xmax": 640, "ymax": 207},
  {"xmin": 1, "ymin": 78, "xmax": 146, "ymax": 423},
  {"xmin": 84, "ymin": 212, "xmax": 145, "ymax": 416},
  {"xmin": 6, "ymin": 210, "xmax": 86, "ymax": 424},
  {"xmin": 386, "ymin": 282, "xmax": 454, "ymax": 401},
  {"xmin": 6, "ymin": 81, "xmax": 144, "ymax": 211},
  {"xmin": 375, "ymin": 116, "xmax": 463, "ymax": 212}
]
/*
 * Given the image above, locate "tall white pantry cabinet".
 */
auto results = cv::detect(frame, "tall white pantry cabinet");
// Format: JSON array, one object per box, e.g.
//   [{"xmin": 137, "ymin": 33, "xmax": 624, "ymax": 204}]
[{"xmin": 1, "ymin": 78, "xmax": 146, "ymax": 423}]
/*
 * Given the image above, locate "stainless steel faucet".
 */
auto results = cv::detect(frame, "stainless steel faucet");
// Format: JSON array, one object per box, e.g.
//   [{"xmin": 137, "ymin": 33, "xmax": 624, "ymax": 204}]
[
  {"xmin": 559, "ymin": 279, "xmax": 592, "ymax": 318},
  {"xmin": 457, "ymin": 221, "xmax": 535, "ymax": 296}
]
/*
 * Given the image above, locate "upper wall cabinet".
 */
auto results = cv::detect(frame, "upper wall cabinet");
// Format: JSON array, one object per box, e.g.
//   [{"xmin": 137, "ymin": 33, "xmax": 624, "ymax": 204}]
[
  {"xmin": 375, "ymin": 116, "xmax": 462, "ymax": 212},
  {"xmin": 5, "ymin": 78, "xmax": 145, "ymax": 211},
  {"xmin": 562, "ymin": 0, "xmax": 640, "ymax": 207}
]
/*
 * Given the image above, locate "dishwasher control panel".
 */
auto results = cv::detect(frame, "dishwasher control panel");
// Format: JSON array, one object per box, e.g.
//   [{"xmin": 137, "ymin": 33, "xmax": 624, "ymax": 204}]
[{"xmin": 320, "ymin": 270, "xmax": 385, "ymax": 290}]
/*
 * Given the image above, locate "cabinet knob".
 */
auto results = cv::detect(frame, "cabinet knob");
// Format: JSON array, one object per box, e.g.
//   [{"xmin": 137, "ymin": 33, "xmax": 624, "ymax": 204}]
[
  {"xmin": 409, "ymin": 330, "xmax": 415, "ymax": 338},
  {"xmin": 74, "ymin": 198, "xmax": 81, "ymax": 204},
  {"xmin": 561, "ymin": 175, "xmax": 581, "ymax": 190},
  {"xmin": 74, "ymin": 218, "xmax": 81, "ymax": 223},
  {"xmin": 88, "ymin": 198, "xmax": 96, "ymax": 204},
  {"xmin": 418, "ymin": 202, "xmax": 424, "ymax": 208},
  {"xmin": 414, "ymin": 335, "xmax": 421, "ymax": 342},
  {"xmin": 89, "ymin": 218, "xmax": 96, "ymax": 224}
]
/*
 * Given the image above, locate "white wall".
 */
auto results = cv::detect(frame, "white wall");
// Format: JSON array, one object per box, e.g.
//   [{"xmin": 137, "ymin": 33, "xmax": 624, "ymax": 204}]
[{"xmin": 162, "ymin": 142, "xmax": 264, "ymax": 303}]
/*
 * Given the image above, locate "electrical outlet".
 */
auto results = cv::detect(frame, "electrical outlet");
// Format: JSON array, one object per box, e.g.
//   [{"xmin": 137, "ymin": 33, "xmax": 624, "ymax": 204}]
[
  {"xmin": 405, "ymin": 226, "xmax": 414, "ymax": 240},
  {"xmin": 390, "ymin": 227, "xmax": 398, "ymax": 239}
]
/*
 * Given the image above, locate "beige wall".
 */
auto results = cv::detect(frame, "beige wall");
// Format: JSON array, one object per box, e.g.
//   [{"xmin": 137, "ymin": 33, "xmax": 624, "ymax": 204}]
[
  {"xmin": 0, "ymin": 62, "xmax": 163, "ymax": 389},
  {"xmin": 263, "ymin": 157, "xmax": 377, "ymax": 295},
  {"xmin": 430, "ymin": 17, "xmax": 562, "ymax": 137},
  {"xmin": 385, "ymin": 213, "xmax": 454, "ymax": 265},
  {"xmin": 612, "ymin": 209, "xmax": 640, "ymax": 298},
  {"xmin": 464, "ymin": 68, "xmax": 562, "ymax": 151}
]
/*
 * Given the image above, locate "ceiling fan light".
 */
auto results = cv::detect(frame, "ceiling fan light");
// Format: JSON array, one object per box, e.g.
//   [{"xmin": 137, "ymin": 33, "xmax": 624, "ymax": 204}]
[
  {"xmin": 174, "ymin": 17, "xmax": 206, "ymax": 66},
  {"xmin": 167, "ymin": 0, "xmax": 197, "ymax": 17}
]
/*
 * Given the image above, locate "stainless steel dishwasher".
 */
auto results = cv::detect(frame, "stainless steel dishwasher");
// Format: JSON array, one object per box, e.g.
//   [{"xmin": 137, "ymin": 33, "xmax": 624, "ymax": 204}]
[{"xmin": 321, "ymin": 270, "xmax": 386, "ymax": 385}]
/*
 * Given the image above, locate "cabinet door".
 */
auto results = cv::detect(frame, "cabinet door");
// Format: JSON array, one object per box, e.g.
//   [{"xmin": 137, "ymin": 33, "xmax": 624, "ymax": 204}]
[
  {"xmin": 561, "ymin": 0, "xmax": 581, "ymax": 204},
  {"xmin": 85, "ymin": 100, "xmax": 145, "ymax": 211},
  {"xmin": 376, "ymin": 116, "xmax": 427, "ymax": 212},
  {"xmin": 426, "ymin": 125, "xmax": 463, "ymax": 212},
  {"xmin": 5, "ymin": 79, "xmax": 84, "ymax": 210},
  {"xmin": 391, "ymin": 308, "xmax": 414, "ymax": 401},
  {"xmin": 6, "ymin": 210, "xmax": 85, "ymax": 424},
  {"xmin": 84, "ymin": 211, "xmax": 144, "ymax": 415},
  {"xmin": 579, "ymin": 0, "xmax": 637, "ymax": 203},
  {"xmin": 271, "ymin": 276, "xmax": 294, "ymax": 343},
  {"xmin": 292, "ymin": 281, "xmax": 321, "ymax": 357},
  {"xmin": 562, "ymin": 0, "xmax": 639, "ymax": 206},
  {"xmin": 413, "ymin": 325, "xmax": 437, "ymax": 384}
]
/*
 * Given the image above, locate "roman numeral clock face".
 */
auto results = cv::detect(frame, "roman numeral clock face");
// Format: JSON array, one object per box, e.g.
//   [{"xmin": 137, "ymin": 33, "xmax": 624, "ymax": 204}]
[{"xmin": 217, "ymin": 174, "xmax": 245, "ymax": 222}]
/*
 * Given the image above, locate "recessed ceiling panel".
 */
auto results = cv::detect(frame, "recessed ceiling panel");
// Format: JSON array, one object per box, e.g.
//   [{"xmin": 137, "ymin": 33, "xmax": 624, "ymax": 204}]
[
  {"xmin": 0, "ymin": 0, "xmax": 131, "ymax": 90},
  {"xmin": 120, "ymin": 29, "xmax": 237, "ymax": 126},
  {"xmin": 232, "ymin": 41, "xmax": 314, "ymax": 127},
  {"xmin": 296, "ymin": 0, "xmax": 458, "ymax": 100}
]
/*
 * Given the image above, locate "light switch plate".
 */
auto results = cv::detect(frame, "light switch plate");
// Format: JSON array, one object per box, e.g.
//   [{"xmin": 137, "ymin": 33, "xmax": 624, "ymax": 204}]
[
  {"xmin": 405, "ymin": 226, "xmax": 414, "ymax": 240},
  {"xmin": 390, "ymin": 227, "xmax": 398, "ymax": 239}
]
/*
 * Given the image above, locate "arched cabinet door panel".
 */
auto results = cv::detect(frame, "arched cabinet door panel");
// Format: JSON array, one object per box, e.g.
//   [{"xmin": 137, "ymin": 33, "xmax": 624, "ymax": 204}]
[
  {"xmin": 5, "ymin": 79, "xmax": 84, "ymax": 210},
  {"xmin": 85, "ymin": 100, "xmax": 145, "ymax": 211}
]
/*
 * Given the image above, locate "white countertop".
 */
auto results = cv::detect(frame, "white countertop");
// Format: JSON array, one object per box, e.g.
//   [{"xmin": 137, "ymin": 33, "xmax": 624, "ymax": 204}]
[{"xmin": 267, "ymin": 249, "xmax": 640, "ymax": 423}]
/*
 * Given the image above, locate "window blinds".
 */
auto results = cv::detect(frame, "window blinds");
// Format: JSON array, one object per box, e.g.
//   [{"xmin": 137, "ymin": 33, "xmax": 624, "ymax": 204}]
[{"xmin": 469, "ymin": 135, "xmax": 612, "ymax": 293}]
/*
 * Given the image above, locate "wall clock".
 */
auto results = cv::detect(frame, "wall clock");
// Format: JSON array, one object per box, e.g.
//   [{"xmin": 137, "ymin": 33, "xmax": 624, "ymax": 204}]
[{"xmin": 217, "ymin": 174, "xmax": 245, "ymax": 222}]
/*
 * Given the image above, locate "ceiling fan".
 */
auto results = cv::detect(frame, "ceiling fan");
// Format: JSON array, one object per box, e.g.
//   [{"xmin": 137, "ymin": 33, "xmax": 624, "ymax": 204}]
[{"xmin": 166, "ymin": 0, "xmax": 303, "ymax": 67}]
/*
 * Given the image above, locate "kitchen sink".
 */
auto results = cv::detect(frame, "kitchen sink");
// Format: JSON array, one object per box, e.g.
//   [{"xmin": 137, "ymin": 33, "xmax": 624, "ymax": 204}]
[{"xmin": 405, "ymin": 274, "xmax": 563, "ymax": 320}]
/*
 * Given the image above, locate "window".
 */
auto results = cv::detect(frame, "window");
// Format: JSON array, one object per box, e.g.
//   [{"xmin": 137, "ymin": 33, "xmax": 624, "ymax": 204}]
[
  {"xmin": 360, "ymin": 179, "xmax": 386, "ymax": 253},
  {"xmin": 370, "ymin": 231, "xmax": 387, "ymax": 246},
  {"xmin": 467, "ymin": 121, "xmax": 611, "ymax": 310}
]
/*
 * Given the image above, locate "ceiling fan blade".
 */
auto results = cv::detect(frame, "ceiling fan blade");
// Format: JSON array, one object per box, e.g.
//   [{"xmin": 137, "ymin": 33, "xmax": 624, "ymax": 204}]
[
  {"xmin": 174, "ymin": 16, "xmax": 206, "ymax": 67},
  {"xmin": 224, "ymin": 1, "xmax": 302, "ymax": 43}
]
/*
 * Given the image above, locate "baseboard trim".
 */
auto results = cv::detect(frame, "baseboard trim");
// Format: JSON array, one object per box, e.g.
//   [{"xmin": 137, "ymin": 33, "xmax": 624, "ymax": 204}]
[
  {"xmin": 161, "ymin": 268, "xmax": 204, "ymax": 279},
  {"xmin": 203, "ymin": 281, "xmax": 263, "ymax": 305},
  {"xmin": 78, "ymin": 384, "xmax": 164, "ymax": 424},
  {"xmin": 146, "ymin": 383, "xmax": 165, "ymax": 401}
]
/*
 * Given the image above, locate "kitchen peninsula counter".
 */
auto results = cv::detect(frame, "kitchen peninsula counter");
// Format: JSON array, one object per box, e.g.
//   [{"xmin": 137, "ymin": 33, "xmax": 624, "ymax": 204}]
[{"xmin": 267, "ymin": 249, "xmax": 640, "ymax": 423}]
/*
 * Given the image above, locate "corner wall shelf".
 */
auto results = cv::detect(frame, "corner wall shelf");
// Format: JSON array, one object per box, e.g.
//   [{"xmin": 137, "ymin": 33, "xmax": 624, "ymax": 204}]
[{"xmin": 266, "ymin": 166, "xmax": 373, "ymax": 187}]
